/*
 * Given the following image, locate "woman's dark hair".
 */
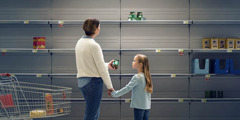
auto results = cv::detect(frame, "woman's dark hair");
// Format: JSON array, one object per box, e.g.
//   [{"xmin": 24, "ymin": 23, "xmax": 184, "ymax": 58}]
[{"xmin": 82, "ymin": 18, "xmax": 100, "ymax": 36}]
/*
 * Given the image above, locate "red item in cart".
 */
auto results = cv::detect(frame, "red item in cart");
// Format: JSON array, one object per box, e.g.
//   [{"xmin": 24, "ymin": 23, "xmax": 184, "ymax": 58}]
[
  {"xmin": 33, "ymin": 37, "xmax": 46, "ymax": 49},
  {"xmin": 45, "ymin": 93, "xmax": 54, "ymax": 115},
  {"xmin": 0, "ymin": 94, "xmax": 15, "ymax": 108}
]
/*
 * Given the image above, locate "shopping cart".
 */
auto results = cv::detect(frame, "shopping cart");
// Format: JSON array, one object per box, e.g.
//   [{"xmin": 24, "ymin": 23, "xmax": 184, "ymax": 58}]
[{"xmin": 0, "ymin": 73, "xmax": 72, "ymax": 120}]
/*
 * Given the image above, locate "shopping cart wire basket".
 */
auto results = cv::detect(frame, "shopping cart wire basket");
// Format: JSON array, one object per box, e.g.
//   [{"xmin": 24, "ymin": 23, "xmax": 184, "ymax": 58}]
[{"xmin": 0, "ymin": 73, "xmax": 72, "ymax": 120}]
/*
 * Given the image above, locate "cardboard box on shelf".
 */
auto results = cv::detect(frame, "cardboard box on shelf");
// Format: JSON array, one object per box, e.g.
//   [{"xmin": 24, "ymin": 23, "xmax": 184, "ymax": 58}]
[
  {"xmin": 210, "ymin": 38, "xmax": 218, "ymax": 49},
  {"xmin": 235, "ymin": 38, "xmax": 240, "ymax": 49},
  {"xmin": 218, "ymin": 38, "xmax": 226, "ymax": 49},
  {"xmin": 226, "ymin": 38, "xmax": 235, "ymax": 49},
  {"xmin": 202, "ymin": 38, "xmax": 210, "ymax": 49}
]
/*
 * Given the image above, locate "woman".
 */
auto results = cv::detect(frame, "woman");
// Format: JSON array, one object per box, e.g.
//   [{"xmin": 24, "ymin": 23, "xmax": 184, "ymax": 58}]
[{"xmin": 75, "ymin": 18, "xmax": 115, "ymax": 120}]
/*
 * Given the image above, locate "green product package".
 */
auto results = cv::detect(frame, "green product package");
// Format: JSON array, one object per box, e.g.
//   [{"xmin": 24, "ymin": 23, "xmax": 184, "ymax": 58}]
[
  {"xmin": 111, "ymin": 59, "xmax": 119, "ymax": 69},
  {"xmin": 128, "ymin": 12, "xmax": 136, "ymax": 21},
  {"xmin": 205, "ymin": 90, "xmax": 211, "ymax": 98}
]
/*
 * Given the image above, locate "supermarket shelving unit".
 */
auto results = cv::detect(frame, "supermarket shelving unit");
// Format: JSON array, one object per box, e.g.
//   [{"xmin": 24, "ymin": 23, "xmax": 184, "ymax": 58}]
[{"xmin": 1, "ymin": 0, "xmax": 240, "ymax": 120}]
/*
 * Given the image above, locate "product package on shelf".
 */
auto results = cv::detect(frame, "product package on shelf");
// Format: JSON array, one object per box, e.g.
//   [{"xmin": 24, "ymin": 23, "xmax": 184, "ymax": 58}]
[
  {"xmin": 218, "ymin": 38, "xmax": 226, "ymax": 49},
  {"xmin": 226, "ymin": 38, "xmax": 235, "ymax": 49},
  {"xmin": 202, "ymin": 38, "xmax": 210, "ymax": 49},
  {"xmin": 136, "ymin": 12, "xmax": 143, "ymax": 20},
  {"xmin": 193, "ymin": 58, "xmax": 209, "ymax": 74},
  {"xmin": 128, "ymin": 11, "xmax": 136, "ymax": 21},
  {"xmin": 33, "ymin": 37, "xmax": 46, "ymax": 49},
  {"xmin": 202, "ymin": 37, "xmax": 240, "ymax": 49},
  {"xmin": 235, "ymin": 38, "xmax": 240, "ymax": 49},
  {"xmin": 128, "ymin": 11, "xmax": 145, "ymax": 21},
  {"xmin": 210, "ymin": 59, "xmax": 229, "ymax": 74},
  {"xmin": 210, "ymin": 38, "xmax": 218, "ymax": 49},
  {"xmin": 205, "ymin": 90, "xmax": 223, "ymax": 98},
  {"xmin": 229, "ymin": 59, "xmax": 240, "ymax": 74}
]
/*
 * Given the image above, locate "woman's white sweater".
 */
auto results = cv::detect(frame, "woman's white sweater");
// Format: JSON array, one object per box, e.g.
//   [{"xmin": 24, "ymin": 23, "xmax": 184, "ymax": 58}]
[{"xmin": 75, "ymin": 37, "xmax": 113, "ymax": 89}]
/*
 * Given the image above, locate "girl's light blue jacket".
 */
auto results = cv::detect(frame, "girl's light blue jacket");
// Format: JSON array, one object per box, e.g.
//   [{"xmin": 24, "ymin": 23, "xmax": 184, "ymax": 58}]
[{"xmin": 111, "ymin": 73, "xmax": 151, "ymax": 109}]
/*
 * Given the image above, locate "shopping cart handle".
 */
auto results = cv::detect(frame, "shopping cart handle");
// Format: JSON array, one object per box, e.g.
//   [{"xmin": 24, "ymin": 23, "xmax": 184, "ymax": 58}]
[{"xmin": 1, "ymin": 73, "xmax": 11, "ymax": 77}]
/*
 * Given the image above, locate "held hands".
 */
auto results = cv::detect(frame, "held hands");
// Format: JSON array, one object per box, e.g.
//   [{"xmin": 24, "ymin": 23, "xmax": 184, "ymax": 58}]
[{"xmin": 107, "ymin": 88, "xmax": 115, "ymax": 96}]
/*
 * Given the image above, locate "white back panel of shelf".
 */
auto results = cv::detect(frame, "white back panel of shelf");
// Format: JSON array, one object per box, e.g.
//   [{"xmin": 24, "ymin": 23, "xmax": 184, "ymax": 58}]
[
  {"xmin": 0, "ymin": 0, "xmax": 51, "ymax": 20},
  {"xmin": 121, "ymin": 24, "xmax": 189, "ymax": 48},
  {"xmin": 190, "ymin": 0, "xmax": 240, "ymax": 20},
  {"xmin": 52, "ymin": 24, "xmax": 120, "ymax": 49},
  {"xmin": 52, "ymin": 0, "xmax": 120, "ymax": 20}
]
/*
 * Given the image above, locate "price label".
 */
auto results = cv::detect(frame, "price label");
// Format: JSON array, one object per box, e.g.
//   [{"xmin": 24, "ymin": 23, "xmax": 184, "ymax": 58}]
[
  {"xmin": 156, "ymin": 49, "xmax": 161, "ymax": 53},
  {"xmin": 171, "ymin": 74, "xmax": 176, "ymax": 78},
  {"xmin": 183, "ymin": 21, "xmax": 189, "ymax": 24},
  {"xmin": 201, "ymin": 99, "xmax": 207, "ymax": 103},
  {"xmin": 2, "ymin": 49, "xmax": 7, "ymax": 56},
  {"xmin": 227, "ymin": 49, "xmax": 232, "ymax": 53},
  {"xmin": 178, "ymin": 49, "xmax": 184, "ymax": 52},
  {"xmin": 2, "ymin": 49, "xmax": 7, "ymax": 52},
  {"xmin": 125, "ymin": 99, "xmax": 131, "ymax": 103},
  {"xmin": 205, "ymin": 74, "xmax": 210, "ymax": 80},
  {"xmin": 24, "ymin": 21, "xmax": 29, "ymax": 24},
  {"xmin": 36, "ymin": 74, "xmax": 42, "ymax": 78},
  {"xmin": 205, "ymin": 74, "xmax": 211, "ymax": 78},
  {"xmin": 58, "ymin": 21, "xmax": 64, "ymax": 27},
  {"xmin": 32, "ymin": 49, "xmax": 38, "ymax": 53},
  {"xmin": 178, "ymin": 99, "xmax": 184, "ymax": 102},
  {"xmin": 58, "ymin": 21, "xmax": 64, "ymax": 24},
  {"xmin": 178, "ymin": 49, "xmax": 184, "ymax": 55}
]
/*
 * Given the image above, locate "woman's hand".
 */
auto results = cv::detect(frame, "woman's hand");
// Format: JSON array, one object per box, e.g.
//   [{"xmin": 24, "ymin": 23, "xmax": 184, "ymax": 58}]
[{"xmin": 108, "ymin": 59, "xmax": 116, "ymax": 70}]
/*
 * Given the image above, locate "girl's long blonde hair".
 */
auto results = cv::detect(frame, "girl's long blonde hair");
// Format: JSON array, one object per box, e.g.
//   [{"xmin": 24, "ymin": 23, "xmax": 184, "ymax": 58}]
[{"xmin": 136, "ymin": 54, "xmax": 153, "ymax": 94}]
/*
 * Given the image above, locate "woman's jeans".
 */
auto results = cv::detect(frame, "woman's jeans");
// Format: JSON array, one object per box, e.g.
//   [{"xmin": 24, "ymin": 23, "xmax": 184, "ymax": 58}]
[
  {"xmin": 134, "ymin": 108, "xmax": 150, "ymax": 120},
  {"xmin": 78, "ymin": 77, "xmax": 103, "ymax": 120}
]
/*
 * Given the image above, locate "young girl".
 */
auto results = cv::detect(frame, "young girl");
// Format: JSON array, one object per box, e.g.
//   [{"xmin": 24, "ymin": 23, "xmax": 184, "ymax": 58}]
[{"xmin": 111, "ymin": 54, "xmax": 153, "ymax": 120}]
